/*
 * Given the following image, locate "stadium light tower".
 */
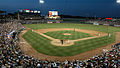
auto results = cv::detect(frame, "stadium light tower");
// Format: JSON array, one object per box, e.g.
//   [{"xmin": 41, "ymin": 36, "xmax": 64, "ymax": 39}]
[
  {"xmin": 39, "ymin": 0, "xmax": 45, "ymax": 16},
  {"xmin": 117, "ymin": 0, "xmax": 120, "ymax": 4},
  {"xmin": 39, "ymin": 0, "xmax": 44, "ymax": 4}
]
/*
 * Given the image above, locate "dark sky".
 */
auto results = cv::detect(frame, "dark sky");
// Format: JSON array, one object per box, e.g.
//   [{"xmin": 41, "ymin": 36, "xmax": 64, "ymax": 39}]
[{"xmin": 0, "ymin": 0, "xmax": 120, "ymax": 17}]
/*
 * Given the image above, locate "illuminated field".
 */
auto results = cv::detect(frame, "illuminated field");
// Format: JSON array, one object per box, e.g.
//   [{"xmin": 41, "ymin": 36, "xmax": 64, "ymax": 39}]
[{"xmin": 22, "ymin": 23, "xmax": 120, "ymax": 56}]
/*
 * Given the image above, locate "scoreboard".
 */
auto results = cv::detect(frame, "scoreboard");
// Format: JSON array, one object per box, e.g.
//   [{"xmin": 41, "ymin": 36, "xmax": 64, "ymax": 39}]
[{"xmin": 49, "ymin": 11, "xmax": 58, "ymax": 16}]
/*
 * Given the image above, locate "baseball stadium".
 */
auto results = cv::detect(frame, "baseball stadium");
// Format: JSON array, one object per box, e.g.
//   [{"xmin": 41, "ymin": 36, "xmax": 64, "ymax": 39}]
[
  {"xmin": 1, "ymin": 0, "xmax": 120, "ymax": 68},
  {"xmin": 1, "ymin": 16, "xmax": 120, "ymax": 68}
]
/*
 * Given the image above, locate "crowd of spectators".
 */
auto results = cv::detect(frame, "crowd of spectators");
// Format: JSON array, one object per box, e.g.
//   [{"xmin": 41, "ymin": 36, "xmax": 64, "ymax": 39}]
[
  {"xmin": 0, "ymin": 21, "xmax": 120, "ymax": 68},
  {"xmin": 87, "ymin": 19, "xmax": 120, "ymax": 25}
]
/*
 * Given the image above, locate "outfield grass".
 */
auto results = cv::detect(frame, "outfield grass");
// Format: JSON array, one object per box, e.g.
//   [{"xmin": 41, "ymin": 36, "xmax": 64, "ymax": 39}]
[
  {"xmin": 23, "ymin": 23, "xmax": 120, "ymax": 56},
  {"xmin": 24, "ymin": 23, "xmax": 120, "ymax": 33},
  {"xmin": 44, "ymin": 30, "xmax": 93, "ymax": 40}
]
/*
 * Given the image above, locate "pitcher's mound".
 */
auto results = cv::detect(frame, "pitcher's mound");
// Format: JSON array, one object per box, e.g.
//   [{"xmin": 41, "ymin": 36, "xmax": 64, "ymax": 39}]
[
  {"xmin": 63, "ymin": 33, "xmax": 72, "ymax": 36},
  {"xmin": 51, "ymin": 40, "xmax": 74, "ymax": 46}
]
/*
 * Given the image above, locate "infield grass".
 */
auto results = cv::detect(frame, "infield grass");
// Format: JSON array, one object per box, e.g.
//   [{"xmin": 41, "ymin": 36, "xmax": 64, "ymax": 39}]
[{"xmin": 44, "ymin": 30, "xmax": 93, "ymax": 40}]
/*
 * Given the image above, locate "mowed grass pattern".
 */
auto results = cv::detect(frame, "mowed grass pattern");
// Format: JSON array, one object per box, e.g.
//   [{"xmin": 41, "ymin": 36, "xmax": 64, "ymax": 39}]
[
  {"xmin": 44, "ymin": 30, "xmax": 93, "ymax": 40},
  {"xmin": 24, "ymin": 23, "xmax": 120, "ymax": 33},
  {"xmin": 23, "ymin": 23, "xmax": 120, "ymax": 56}
]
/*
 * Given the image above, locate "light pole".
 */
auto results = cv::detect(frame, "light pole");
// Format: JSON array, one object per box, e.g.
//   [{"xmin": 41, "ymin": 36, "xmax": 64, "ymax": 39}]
[{"xmin": 39, "ymin": 0, "xmax": 45, "ymax": 16}]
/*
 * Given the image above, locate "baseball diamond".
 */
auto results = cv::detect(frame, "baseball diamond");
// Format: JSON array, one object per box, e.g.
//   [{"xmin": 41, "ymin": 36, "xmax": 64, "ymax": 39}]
[{"xmin": 19, "ymin": 23, "xmax": 120, "ymax": 61}]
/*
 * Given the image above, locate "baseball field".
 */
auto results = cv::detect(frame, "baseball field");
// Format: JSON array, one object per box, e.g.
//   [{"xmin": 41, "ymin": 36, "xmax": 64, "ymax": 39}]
[{"xmin": 20, "ymin": 23, "xmax": 120, "ymax": 60}]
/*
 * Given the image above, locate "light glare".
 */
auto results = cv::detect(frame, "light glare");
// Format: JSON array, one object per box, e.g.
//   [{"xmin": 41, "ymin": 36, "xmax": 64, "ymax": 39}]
[
  {"xmin": 117, "ymin": 0, "xmax": 120, "ymax": 3},
  {"xmin": 39, "ymin": 0, "xmax": 44, "ymax": 4}
]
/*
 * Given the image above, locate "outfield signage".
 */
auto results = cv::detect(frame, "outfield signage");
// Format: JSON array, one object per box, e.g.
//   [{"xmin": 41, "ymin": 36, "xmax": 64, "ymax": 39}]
[
  {"xmin": 114, "ymin": 25, "xmax": 120, "ymax": 27},
  {"xmin": 103, "ymin": 24, "xmax": 109, "ymax": 26},
  {"xmin": 106, "ymin": 18, "xmax": 112, "ymax": 20},
  {"xmin": 93, "ymin": 23, "xmax": 99, "ymax": 25}
]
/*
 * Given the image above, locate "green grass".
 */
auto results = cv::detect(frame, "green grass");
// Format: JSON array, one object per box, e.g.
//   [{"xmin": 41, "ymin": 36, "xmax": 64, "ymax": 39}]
[
  {"xmin": 44, "ymin": 30, "xmax": 93, "ymax": 40},
  {"xmin": 23, "ymin": 23, "xmax": 120, "ymax": 56},
  {"xmin": 24, "ymin": 23, "xmax": 120, "ymax": 33}
]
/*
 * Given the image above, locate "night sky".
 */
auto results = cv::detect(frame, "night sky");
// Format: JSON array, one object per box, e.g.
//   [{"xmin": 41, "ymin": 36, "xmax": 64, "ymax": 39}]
[{"xmin": 0, "ymin": 0, "xmax": 120, "ymax": 17}]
